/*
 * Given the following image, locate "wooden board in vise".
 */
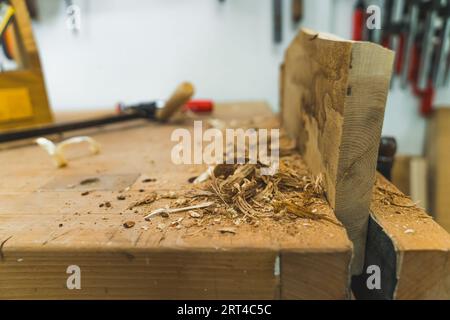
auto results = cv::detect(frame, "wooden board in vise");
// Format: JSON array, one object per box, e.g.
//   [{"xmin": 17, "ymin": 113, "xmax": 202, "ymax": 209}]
[{"xmin": 281, "ymin": 28, "xmax": 394, "ymax": 274}]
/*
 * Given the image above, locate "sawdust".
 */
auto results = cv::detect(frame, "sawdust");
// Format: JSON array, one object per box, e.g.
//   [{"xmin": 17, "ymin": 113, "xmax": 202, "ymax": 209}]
[{"xmin": 375, "ymin": 184, "xmax": 425, "ymax": 210}]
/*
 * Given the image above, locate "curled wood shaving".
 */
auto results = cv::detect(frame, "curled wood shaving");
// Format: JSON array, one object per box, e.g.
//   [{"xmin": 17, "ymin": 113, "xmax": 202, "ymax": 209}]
[
  {"xmin": 193, "ymin": 166, "xmax": 214, "ymax": 184},
  {"xmin": 36, "ymin": 136, "xmax": 100, "ymax": 168}
]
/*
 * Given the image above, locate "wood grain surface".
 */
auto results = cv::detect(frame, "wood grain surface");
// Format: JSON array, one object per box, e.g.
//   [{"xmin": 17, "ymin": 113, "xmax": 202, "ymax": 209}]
[
  {"xmin": 281, "ymin": 28, "xmax": 394, "ymax": 274},
  {"xmin": 353, "ymin": 175, "xmax": 450, "ymax": 300},
  {"xmin": 0, "ymin": 102, "xmax": 352, "ymax": 299}
]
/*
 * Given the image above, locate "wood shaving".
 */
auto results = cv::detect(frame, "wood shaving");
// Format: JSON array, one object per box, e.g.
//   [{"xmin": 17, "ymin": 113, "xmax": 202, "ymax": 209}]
[
  {"xmin": 128, "ymin": 192, "xmax": 157, "ymax": 210},
  {"xmin": 219, "ymin": 227, "xmax": 237, "ymax": 235},
  {"xmin": 193, "ymin": 166, "xmax": 214, "ymax": 184},
  {"xmin": 179, "ymin": 154, "xmax": 339, "ymax": 226},
  {"xmin": 144, "ymin": 202, "xmax": 215, "ymax": 221},
  {"xmin": 36, "ymin": 136, "xmax": 100, "ymax": 168},
  {"xmin": 0, "ymin": 236, "xmax": 13, "ymax": 261},
  {"xmin": 189, "ymin": 211, "xmax": 203, "ymax": 218},
  {"xmin": 80, "ymin": 178, "xmax": 100, "ymax": 185},
  {"xmin": 161, "ymin": 191, "xmax": 178, "ymax": 199},
  {"xmin": 171, "ymin": 218, "xmax": 184, "ymax": 227},
  {"xmin": 174, "ymin": 198, "xmax": 189, "ymax": 206}
]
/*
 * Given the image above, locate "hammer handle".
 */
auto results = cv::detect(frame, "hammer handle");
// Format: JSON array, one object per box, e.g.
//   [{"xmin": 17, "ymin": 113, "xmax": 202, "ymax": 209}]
[{"xmin": 156, "ymin": 82, "xmax": 195, "ymax": 122}]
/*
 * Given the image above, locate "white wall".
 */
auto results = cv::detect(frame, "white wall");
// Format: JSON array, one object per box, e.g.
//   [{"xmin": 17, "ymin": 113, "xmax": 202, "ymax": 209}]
[{"xmin": 32, "ymin": 0, "xmax": 450, "ymax": 155}]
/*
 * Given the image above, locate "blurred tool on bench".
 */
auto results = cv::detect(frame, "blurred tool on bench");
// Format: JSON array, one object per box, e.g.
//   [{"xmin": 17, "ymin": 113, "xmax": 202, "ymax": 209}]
[
  {"xmin": 352, "ymin": 0, "xmax": 450, "ymax": 116},
  {"xmin": 0, "ymin": 82, "xmax": 196, "ymax": 143}
]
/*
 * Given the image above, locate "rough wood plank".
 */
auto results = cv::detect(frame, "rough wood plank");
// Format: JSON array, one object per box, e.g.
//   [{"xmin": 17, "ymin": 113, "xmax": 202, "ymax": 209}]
[
  {"xmin": 281, "ymin": 28, "xmax": 394, "ymax": 274},
  {"xmin": 0, "ymin": 102, "xmax": 353, "ymax": 299},
  {"xmin": 353, "ymin": 175, "xmax": 450, "ymax": 300}
]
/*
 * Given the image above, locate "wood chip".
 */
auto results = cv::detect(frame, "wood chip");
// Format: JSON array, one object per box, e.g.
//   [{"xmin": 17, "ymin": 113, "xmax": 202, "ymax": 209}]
[
  {"xmin": 219, "ymin": 227, "xmax": 237, "ymax": 235},
  {"xmin": 128, "ymin": 192, "xmax": 157, "ymax": 210},
  {"xmin": 80, "ymin": 178, "xmax": 100, "ymax": 185},
  {"xmin": 171, "ymin": 218, "xmax": 184, "ymax": 227},
  {"xmin": 164, "ymin": 191, "xmax": 177, "ymax": 199},
  {"xmin": 175, "ymin": 198, "xmax": 188, "ymax": 206},
  {"xmin": 144, "ymin": 202, "xmax": 214, "ymax": 221},
  {"xmin": 0, "ymin": 236, "xmax": 13, "ymax": 261},
  {"xmin": 123, "ymin": 221, "xmax": 135, "ymax": 229},
  {"xmin": 189, "ymin": 211, "xmax": 203, "ymax": 218}
]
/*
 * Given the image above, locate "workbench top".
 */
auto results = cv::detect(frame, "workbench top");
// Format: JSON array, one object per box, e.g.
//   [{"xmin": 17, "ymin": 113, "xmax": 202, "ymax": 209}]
[{"xmin": 0, "ymin": 102, "xmax": 352, "ymax": 299}]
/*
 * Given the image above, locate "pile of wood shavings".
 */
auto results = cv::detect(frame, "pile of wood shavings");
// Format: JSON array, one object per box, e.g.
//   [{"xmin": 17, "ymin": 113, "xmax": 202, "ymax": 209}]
[{"xmin": 166, "ymin": 155, "xmax": 342, "ymax": 228}]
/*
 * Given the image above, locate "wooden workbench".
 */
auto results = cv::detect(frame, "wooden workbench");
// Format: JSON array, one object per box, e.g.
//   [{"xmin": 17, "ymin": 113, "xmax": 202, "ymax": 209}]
[
  {"xmin": 1, "ymin": 102, "xmax": 449, "ymax": 300},
  {"xmin": 0, "ymin": 102, "xmax": 352, "ymax": 300}
]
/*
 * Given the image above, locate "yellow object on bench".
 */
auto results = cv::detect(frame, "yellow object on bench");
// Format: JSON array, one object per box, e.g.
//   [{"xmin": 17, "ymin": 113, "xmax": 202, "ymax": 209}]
[{"xmin": 0, "ymin": 0, "xmax": 52, "ymax": 132}]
